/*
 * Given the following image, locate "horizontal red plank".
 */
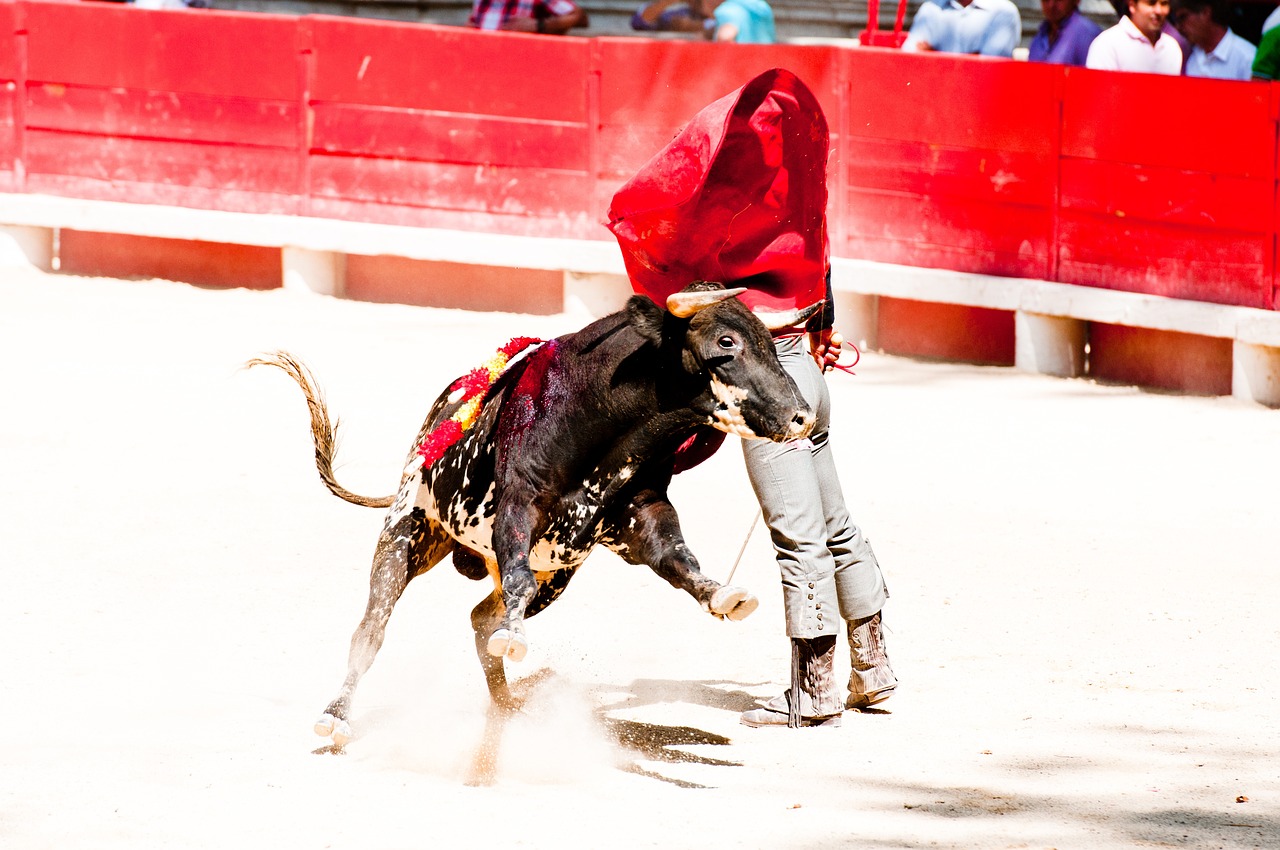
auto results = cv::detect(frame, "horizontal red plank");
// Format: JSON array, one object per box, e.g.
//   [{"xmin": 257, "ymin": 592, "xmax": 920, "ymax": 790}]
[
  {"xmin": 845, "ymin": 139, "xmax": 1055, "ymax": 207},
  {"xmin": 1057, "ymin": 214, "xmax": 1269, "ymax": 307},
  {"xmin": 309, "ymin": 153, "xmax": 594, "ymax": 221},
  {"xmin": 24, "ymin": 129, "xmax": 300, "ymax": 196},
  {"xmin": 1062, "ymin": 66, "xmax": 1273, "ymax": 176},
  {"xmin": 24, "ymin": 2, "xmax": 297, "ymax": 100},
  {"xmin": 310, "ymin": 103, "xmax": 588, "ymax": 171},
  {"xmin": 26, "ymin": 171, "xmax": 302, "ymax": 215},
  {"xmin": 307, "ymin": 18, "xmax": 589, "ymax": 124},
  {"xmin": 845, "ymin": 235, "xmax": 1052, "ymax": 280},
  {"xmin": 844, "ymin": 188, "xmax": 1052, "ymax": 271},
  {"xmin": 1060, "ymin": 158, "xmax": 1270, "ymax": 233},
  {"xmin": 844, "ymin": 50, "xmax": 1061, "ymax": 155},
  {"xmin": 25, "ymin": 83, "xmax": 297, "ymax": 147}
]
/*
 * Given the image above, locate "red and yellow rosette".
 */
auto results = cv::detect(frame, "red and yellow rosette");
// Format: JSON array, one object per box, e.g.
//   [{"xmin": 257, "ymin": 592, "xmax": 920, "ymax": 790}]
[{"xmin": 416, "ymin": 337, "xmax": 543, "ymax": 468}]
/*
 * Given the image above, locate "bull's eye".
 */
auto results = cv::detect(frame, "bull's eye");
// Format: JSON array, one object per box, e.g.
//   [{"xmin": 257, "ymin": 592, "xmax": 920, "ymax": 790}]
[{"xmin": 718, "ymin": 335, "xmax": 737, "ymax": 350}]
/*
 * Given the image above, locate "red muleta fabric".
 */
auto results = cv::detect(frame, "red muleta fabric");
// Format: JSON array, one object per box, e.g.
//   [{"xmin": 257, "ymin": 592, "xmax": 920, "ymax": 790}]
[{"xmin": 606, "ymin": 68, "xmax": 830, "ymax": 314}]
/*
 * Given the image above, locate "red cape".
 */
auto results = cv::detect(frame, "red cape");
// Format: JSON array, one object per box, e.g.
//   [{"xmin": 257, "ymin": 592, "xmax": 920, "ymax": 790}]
[{"xmin": 606, "ymin": 68, "xmax": 829, "ymax": 314}]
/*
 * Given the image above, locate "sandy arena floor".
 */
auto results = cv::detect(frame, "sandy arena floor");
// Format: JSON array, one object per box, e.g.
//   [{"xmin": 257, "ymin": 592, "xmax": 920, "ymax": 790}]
[{"xmin": 2, "ymin": 266, "xmax": 1277, "ymax": 849}]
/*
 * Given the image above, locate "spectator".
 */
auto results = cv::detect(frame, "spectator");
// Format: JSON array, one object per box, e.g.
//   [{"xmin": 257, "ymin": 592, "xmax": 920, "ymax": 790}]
[
  {"xmin": 470, "ymin": 0, "xmax": 588, "ymax": 34},
  {"xmin": 1108, "ymin": 0, "xmax": 1190, "ymax": 68},
  {"xmin": 1086, "ymin": 0, "xmax": 1182, "ymax": 73},
  {"xmin": 701, "ymin": 0, "xmax": 777, "ymax": 43},
  {"xmin": 1252, "ymin": 23, "xmax": 1280, "ymax": 77},
  {"xmin": 904, "ymin": 0, "xmax": 1022, "ymax": 57},
  {"xmin": 630, "ymin": 0, "xmax": 714, "ymax": 34},
  {"xmin": 1029, "ymin": 0, "xmax": 1103, "ymax": 64},
  {"xmin": 1173, "ymin": 0, "xmax": 1257, "ymax": 78}
]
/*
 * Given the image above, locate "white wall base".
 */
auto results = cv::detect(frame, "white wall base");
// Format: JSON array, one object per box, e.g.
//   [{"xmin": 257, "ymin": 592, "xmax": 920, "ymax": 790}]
[
  {"xmin": 0, "ymin": 225, "xmax": 54, "ymax": 271},
  {"xmin": 834, "ymin": 291, "xmax": 879, "ymax": 352},
  {"xmin": 282, "ymin": 247, "xmax": 344, "ymax": 297},
  {"xmin": 1232, "ymin": 341, "xmax": 1280, "ymax": 407},
  {"xmin": 1015, "ymin": 311, "xmax": 1087, "ymax": 378},
  {"xmin": 564, "ymin": 271, "xmax": 631, "ymax": 318}
]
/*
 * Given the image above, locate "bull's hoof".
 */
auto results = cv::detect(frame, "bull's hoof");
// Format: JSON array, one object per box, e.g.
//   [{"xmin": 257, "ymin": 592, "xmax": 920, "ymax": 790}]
[
  {"xmin": 314, "ymin": 713, "xmax": 353, "ymax": 746},
  {"xmin": 487, "ymin": 628, "xmax": 528, "ymax": 662},
  {"xmin": 710, "ymin": 586, "xmax": 759, "ymax": 621}
]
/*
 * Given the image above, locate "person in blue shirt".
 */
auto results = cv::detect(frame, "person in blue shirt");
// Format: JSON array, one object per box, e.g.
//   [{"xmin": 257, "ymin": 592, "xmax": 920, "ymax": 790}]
[
  {"xmin": 906, "ymin": 0, "xmax": 1022, "ymax": 56},
  {"xmin": 1029, "ymin": 0, "xmax": 1103, "ymax": 64},
  {"xmin": 632, "ymin": 0, "xmax": 776, "ymax": 42},
  {"xmin": 705, "ymin": 0, "xmax": 777, "ymax": 43}
]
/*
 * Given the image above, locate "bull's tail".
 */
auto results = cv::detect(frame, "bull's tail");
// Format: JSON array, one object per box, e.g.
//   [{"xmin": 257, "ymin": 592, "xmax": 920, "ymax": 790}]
[{"xmin": 246, "ymin": 351, "xmax": 395, "ymax": 509}]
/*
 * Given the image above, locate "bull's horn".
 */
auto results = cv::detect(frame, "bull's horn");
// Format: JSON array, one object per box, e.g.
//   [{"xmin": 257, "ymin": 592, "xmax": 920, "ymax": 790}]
[
  {"xmin": 753, "ymin": 300, "xmax": 825, "ymax": 330},
  {"xmin": 666, "ymin": 287, "xmax": 748, "ymax": 318}
]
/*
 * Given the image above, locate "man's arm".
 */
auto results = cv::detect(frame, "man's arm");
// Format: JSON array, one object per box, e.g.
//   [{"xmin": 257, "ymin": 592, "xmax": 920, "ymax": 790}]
[{"xmin": 904, "ymin": 1, "xmax": 941, "ymax": 50}]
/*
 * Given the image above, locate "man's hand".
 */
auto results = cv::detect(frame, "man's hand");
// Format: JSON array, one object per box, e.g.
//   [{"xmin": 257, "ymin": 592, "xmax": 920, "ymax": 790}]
[{"xmin": 808, "ymin": 328, "xmax": 844, "ymax": 373}]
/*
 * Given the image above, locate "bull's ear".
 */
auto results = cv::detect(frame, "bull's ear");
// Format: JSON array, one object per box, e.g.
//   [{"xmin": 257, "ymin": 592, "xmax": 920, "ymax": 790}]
[{"xmin": 626, "ymin": 294, "xmax": 667, "ymax": 345}]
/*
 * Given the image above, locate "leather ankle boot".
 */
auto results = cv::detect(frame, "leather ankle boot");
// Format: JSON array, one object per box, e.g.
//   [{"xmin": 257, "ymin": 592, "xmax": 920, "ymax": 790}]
[
  {"xmin": 847, "ymin": 611, "xmax": 896, "ymax": 709},
  {"xmin": 741, "ymin": 636, "xmax": 843, "ymax": 727}
]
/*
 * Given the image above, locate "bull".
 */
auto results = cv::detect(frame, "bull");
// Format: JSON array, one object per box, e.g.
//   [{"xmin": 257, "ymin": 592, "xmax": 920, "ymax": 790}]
[{"xmin": 250, "ymin": 282, "xmax": 818, "ymax": 746}]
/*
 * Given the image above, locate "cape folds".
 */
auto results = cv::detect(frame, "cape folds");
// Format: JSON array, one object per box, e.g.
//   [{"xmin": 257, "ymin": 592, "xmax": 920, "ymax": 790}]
[{"xmin": 606, "ymin": 68, "xmax": 830, "ymax": 315}]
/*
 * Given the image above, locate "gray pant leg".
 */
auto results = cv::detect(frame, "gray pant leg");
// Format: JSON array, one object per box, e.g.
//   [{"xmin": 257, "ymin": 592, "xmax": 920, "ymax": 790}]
[{"xmin": 741, "ymin": 335, "xmax": 887, "ymax": 639}]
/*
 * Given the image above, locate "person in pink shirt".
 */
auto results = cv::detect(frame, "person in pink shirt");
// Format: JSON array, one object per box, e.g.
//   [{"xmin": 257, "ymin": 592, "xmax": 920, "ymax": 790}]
[
  {"xmin": 470, "ymin": 0, "xmax": 588, "ymax": 33},
  {"xmin": 1086, "ymin": 0, "xmax": 1182, "ymax": 73}
]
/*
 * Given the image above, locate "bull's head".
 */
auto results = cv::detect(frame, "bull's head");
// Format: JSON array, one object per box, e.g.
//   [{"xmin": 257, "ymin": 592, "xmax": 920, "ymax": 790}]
[{"xmin": 626, "ymin": 281, "xmax": 816, "ymax": 443}]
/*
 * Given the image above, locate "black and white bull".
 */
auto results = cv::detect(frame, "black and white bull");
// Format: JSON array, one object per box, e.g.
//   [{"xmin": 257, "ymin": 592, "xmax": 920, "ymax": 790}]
[{"xmin": 250, "ymin": 282, "xmax": 819, "ymax": 746}]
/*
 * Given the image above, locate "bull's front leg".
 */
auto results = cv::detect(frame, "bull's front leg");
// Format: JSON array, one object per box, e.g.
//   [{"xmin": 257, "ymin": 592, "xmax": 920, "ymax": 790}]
[
  {"xmin": 487, "ymin": 498, "xmax": 541, "ymax": 662},
  {"xmin": 604, "ymin": 491, "xmax": 759, "ymax": 621}
]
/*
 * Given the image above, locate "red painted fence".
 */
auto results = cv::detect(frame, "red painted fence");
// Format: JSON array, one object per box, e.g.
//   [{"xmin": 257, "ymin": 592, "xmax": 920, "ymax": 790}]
[{"xmin": 2, "ymin": 0, "xmax": 1277, "ymax": 309}]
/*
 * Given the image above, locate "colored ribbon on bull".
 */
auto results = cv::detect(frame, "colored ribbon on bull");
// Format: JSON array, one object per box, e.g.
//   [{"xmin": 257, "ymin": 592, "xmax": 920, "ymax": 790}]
[{"xmin": 416, "ymin": 336, "xmax": 543, "ymax": 469}]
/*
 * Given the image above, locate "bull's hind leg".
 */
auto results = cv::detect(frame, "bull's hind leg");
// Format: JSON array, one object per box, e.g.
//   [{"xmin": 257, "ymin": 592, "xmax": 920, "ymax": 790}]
[
  {"xmin": 315, "ymin": 511, "xmax": 453, "ymax": 745},
  {"xmin": 605, "ymin": 492, "xmax": 759, "ymax": 621}
]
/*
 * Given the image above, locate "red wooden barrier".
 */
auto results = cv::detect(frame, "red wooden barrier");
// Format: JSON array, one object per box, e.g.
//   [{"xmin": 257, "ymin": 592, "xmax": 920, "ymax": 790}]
[
  {"xmin": 841, "ymin": 49, "xmax": 1060, "ymax": 282},
  {"xmin": 306, "ymin": 17, "xmax": 594, "ymax": 237},
  {"xmin": 0, "ymin": 0, "xmax": 21, "ymax": 194},
  {"xmin": 1059, "ymin": 68, "xmax": 1275, "ymax": 308},
  {"xmin": 4, "ymin": 0, "xmax": 1279, "ymax": 312},
  {"xmin": 21, "ymin": 2, "xmax": 300, "ymax": 213}
]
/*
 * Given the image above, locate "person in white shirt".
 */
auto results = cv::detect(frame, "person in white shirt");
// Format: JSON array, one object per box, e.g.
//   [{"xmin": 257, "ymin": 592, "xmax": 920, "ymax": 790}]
[
  {"xmin": 1172, "ymin": 0, "xmax": 1257, "ymax": 80},
  {"xmin": 1086, "ymin": 0, "xmax": 1182, "ymax": 73}
]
